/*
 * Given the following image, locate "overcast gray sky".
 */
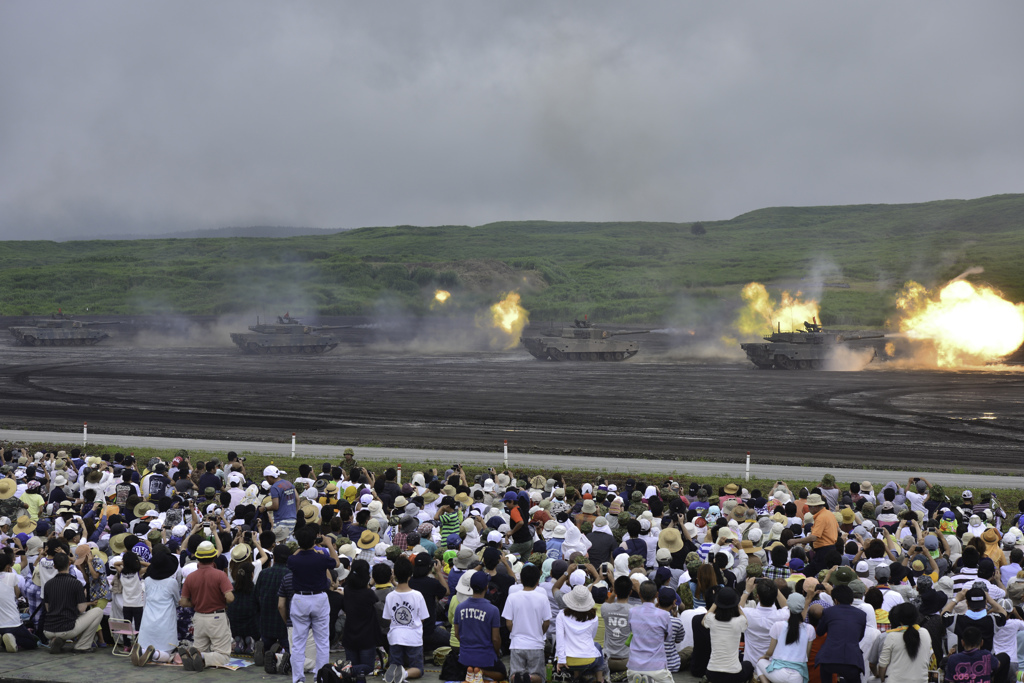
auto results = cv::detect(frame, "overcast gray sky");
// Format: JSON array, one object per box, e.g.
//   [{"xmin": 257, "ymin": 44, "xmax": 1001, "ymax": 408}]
[{"xmin": 2, "ymin": 3, "xmax": 1022, "ymax": 240}]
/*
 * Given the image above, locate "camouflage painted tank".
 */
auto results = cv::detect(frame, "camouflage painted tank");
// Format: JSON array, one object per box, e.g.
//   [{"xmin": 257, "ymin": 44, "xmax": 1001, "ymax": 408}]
[
  {"xmin": 740, "ymin": 320, "xmax": 888, "ymax": 369},
  {"xmin": 230, "ymin": 314, "xmax": 345, "ymax": 355},
  {"xmin": 520, "ymin": 318, "xmax": 650, "ymax": 361},
  {"xmin": 9, "ymin": 313, "xmax": 116, "ymax": 347}
]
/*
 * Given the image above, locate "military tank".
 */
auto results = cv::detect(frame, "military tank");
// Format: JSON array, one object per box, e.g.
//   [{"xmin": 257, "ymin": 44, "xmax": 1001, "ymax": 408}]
[
  {"xmin": 230, "ymin": 313, "xmax": 346, "ymax": 355},
  {"xmin": 9, "ymin": 312, "xmax": 118, "ymax": 347},
  {"xmin": 740, "ymin": 319, "xmax": 888, "ymax": 370},
  {"xmin": 520, "ymin": 318, "xmax": 651, "ymax": 361}
]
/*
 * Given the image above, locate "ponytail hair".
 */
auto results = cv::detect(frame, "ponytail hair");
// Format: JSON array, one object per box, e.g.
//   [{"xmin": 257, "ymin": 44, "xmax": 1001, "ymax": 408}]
[
  {"xmin": 890, "ymin": 603, "xmax": 922, "ymax": 660},
  {"xmin": 121, "ymin": 549, "xmax": 141, "ymax": 576},
  {"xmin": 785, "ymin": 609, "xmax": 804, "ymax": 645}
]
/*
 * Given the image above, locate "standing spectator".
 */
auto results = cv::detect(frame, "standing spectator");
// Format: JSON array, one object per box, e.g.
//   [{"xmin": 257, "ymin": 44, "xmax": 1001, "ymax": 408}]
[
  {"xmin": 43, "ymin": 552, "xmax": 104, "ymax": 653},
  {"xmin": 287, "ymin": 525, "xmax": 339, "ymax": 682},
  {"xmin": 504, "ymin": 492, "xmax": 533, "ymax": 559},
  {"xmin": 755, "ymin": 592, "xmax": 813, "ymax": 683},
  {"xmin": 263, "ymin": 466, "xmax": 298, "ymax": 542},
  {"xmin": 703, "ymin": 585, "xmax": 755, "ymax": 683},
  {"xmin": 627, "ymin": 581, "xmax": 674, "ymax": 683},
  {"xmin": 813, "ymin": 584, "xmax": 867, "ymax": 683},
  {"xmin": 555, "ymin": 585, "xmax": 605, "ymax": 683},
  {"xmin": 454, "ymin": 571, "xmax": 507, "ymax": 683},
  {"xmin": 502, "ymin": 563, "xmax": 550, "ymax": 683},
  {"xmin": 382, "ymin": 556, "xmax": 429, "ymax": 682},
  {"xmin": 786, "ymin": 494, "xmax": 837, "ymax": 576},
  {"xmin": 176, "ymin": 540, "xmax": 235, "ymax": 671}
]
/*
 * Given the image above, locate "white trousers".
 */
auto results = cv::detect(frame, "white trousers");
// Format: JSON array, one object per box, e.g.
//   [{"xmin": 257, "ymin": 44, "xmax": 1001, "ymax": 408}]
[
  {"xmin": 290, "ymin": 593, "xmax": 330, "ymax": 683},
  {"xmin": 756, "ymin": 658, "xmax": 805, "ymax": 683}
]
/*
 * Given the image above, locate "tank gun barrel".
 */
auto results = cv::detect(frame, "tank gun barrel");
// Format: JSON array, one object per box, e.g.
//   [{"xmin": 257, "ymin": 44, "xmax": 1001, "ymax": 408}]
[
  {"xmin": 607, "ymin": 329, "xmax": 651, "ymax": 337},
  {"xmin": 79, "ymin": 320, "xmax": 121, "ymax": 326}
]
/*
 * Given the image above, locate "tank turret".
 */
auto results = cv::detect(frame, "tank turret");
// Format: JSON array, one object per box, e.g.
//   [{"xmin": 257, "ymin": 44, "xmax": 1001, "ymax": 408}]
[{"xmin": 520, "ymin": 318, "xmax": 652, "ymax": 361}]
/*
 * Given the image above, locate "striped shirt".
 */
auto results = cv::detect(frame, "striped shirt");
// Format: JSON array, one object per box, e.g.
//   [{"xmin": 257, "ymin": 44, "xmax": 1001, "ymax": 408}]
[
  {"xmin": 665, "ymin": 615, "xmax": 685, "ymax": 672},
  {"xmin": 43, "ymin": 573, "xmax": 86, "ymax": 633},
  {"xmin": 439, "ymin": 511, "xmax": 463, "ymax": 546}
]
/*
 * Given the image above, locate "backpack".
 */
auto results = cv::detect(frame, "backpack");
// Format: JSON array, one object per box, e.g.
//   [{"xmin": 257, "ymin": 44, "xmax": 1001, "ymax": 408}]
[
  {"xmin": 315, "ymin": 660, "xmax": 354, "ymax": 683},
  {"xmin": 439, "ymin": 647, "xmax": 466, "ymax": 682}
]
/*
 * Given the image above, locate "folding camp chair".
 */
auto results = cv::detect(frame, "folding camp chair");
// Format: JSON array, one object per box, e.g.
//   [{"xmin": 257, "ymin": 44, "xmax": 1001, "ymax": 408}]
[{"xmin": 107, "ymin": 618, "xmax": 138, "ymax": 657}]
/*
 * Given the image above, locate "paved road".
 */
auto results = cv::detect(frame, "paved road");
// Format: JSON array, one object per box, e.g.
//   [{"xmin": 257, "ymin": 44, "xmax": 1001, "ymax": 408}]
[{"xmin": 4, "ymin": 428, "xmax": 1022, "ymax": 490}]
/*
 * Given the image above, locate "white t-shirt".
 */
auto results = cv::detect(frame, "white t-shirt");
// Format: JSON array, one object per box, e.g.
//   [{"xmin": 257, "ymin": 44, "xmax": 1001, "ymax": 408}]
[
  {"xmin": 741, "ymin": 605, "xmax": 788, "ymax": 664},
  {"xmin": 121, "ymin": 573, "xmax": 145, "ymax": 608},
  {"xmin": 383, "ymin": 588, "xmax": 430, "ymax": 646},
  {"xmin": 993, "ymin": 617, "xmax": 1024, "ymax": 663},
  {"xmin": 502, "ymin": 587, "xmax": 550, "ymax": 650},
  {"xmin": 703, "ymin": 613, "xmax": 747, "ymax": 674},
  {"xmin": 0, "ymin": 572, "xmax": 21, "ymax": 629},
  {"xmin": 768, "ymin": 619, "xmax": 813, "ymax": 664},
  {"xmin": 905, "ymin": 491, "xmax": 928, "ymax": 514}
]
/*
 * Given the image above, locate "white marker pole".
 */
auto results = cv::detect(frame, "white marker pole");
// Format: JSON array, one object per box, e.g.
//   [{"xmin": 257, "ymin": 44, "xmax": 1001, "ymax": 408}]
[
  {"xmin": 83, "ymin": 422, "xmax": 88, "ymax": 447},
  {"xmin": 397, "ymin": 464, "xmax": 402, "ymax": 486},
  {"xmin": 503, "ymin": 440, "xmax": 508, "ymax": 470},
  {"xmin": 745, "ymin": 451, "xmax": 751, "ymax": 482},
  {"xmin": 291, "ymin": 433, "xmax": 296, "ymax": 458}
]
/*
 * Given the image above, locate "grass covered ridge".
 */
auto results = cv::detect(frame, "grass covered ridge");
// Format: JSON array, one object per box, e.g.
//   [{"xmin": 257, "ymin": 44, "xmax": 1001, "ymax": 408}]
[{"xmin": 2, "ymin": 193, "xmax": 1023, "ymax": 326}]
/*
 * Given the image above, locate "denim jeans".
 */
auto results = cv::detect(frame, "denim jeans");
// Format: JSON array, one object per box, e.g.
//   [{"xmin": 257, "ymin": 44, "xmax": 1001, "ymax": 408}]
[{"xmin": 345, "ymin": 646, "xmax": 377, "ymax": 676}]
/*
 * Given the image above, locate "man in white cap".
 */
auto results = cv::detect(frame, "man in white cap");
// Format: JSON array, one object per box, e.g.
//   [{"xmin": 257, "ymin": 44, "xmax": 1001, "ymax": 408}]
[{"xmin": 263, "ymin": 466, "xmax": 297, "ymax": 542}]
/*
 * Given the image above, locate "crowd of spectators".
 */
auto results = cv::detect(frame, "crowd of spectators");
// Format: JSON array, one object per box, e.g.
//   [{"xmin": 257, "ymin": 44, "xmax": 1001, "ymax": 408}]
[{"xmin": 0, "ymin": 446, "xmax": 1022, "ymax": 683}]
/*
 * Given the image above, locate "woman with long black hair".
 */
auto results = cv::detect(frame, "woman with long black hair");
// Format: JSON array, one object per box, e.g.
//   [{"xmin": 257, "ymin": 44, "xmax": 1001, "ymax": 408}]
[
  {"xmin": 755, "ymin": 593, "xmax": 813, "ymax": 683},
  {"xmin": 877, "ymin": 603, "xmax": 932, "ymax": 683},
  {"xmin": 702, "ymin": 583, "xmax": 755, "ymax": 683}
]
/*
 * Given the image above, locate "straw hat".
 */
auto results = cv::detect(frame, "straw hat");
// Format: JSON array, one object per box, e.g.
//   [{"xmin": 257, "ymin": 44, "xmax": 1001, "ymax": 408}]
[
  {"xmin": 806, "ymin": 494, "xmax": 826, "ymax": 507},
  {"xmin": 0, "ymin": 479, "xmax": 15, "ymax": 500},
  {"xmin": 133, "ymin": 501, "xmax": 156, "ymax": 518},
  {"xmin": 231, "ymin": 544, "xmax": 252, "ymax": 562},
  {"xmin": 108, "ymin": 533, "xmax": 130, "ymax": 555},
  {"xmin": 563, "ymin": 585, "xmax": 595, "ymax": 612},
  {"xmin": 195, "ymin": 541, "xmax": 218, "ymax": 559},
  {"xmin": 724, "ymin": 483, "xmax": 739, "ymax": 495},
  {"xmin": 658, "ymin": 528, "xmax": 684, "ymax": 553},
  {"xmin": 301, "ymin": 506, "xmax": 320, "ymax": 525},
  {"xmin": 13, "ymin": 516, "xmax": 36, "ymax": 534},
  {"xmin": 357, "ymin": 530, "xmax": 380, "ymax": 550}
]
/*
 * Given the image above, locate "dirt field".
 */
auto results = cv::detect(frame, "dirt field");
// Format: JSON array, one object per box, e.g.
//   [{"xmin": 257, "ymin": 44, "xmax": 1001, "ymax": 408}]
[{"xmin": 1, "ymin": 316, "xmax": 1023, "ymax": 472}]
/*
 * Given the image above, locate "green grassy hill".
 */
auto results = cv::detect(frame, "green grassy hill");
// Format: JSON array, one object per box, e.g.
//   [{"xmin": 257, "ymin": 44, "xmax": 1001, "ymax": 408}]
[{"xmin": 2, "ymin": 193, "xmax": 1022, "ymax": 325}]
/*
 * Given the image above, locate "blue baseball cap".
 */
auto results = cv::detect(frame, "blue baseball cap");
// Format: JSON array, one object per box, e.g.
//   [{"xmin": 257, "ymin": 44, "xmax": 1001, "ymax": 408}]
[
  {"xmin": 502, "ymin": 491, "xmax": 518, "ymax": 503},
  {"xmin": 446, "ymin": 533, "xmax": 462, "ymax": 548}
]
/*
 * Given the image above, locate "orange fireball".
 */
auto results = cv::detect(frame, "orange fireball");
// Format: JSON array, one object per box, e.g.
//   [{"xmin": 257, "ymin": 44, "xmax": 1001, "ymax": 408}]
[{"xmin": 897, "ymin": 279, "xmax": 1024, "ymax": 367}]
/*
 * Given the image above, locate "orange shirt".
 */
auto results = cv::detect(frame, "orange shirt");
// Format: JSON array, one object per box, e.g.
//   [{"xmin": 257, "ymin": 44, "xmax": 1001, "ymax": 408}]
[{"xmin": 810, "ymin": 508, "xmax": 839, "ymax": 549}]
